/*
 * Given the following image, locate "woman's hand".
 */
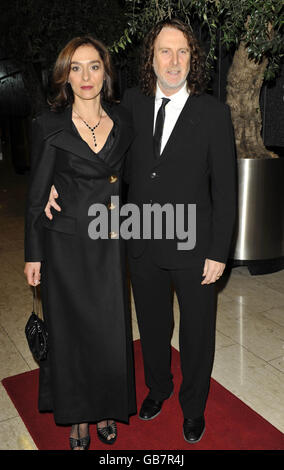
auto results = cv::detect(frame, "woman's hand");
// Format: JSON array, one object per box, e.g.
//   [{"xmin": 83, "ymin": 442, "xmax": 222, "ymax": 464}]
[
  {"xmin": 24, "ymin": 262, "xmax": 41, "ymax": 286},
  {"xmin": 45, "ymin": 185, "xmax": 61, "ymax": 220}
]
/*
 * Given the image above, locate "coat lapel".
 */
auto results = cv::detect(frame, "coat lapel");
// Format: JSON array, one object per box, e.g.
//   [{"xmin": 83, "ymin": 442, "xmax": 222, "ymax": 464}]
[
  {"xmin": 46, "ymin": 104, "xmax": 133, "ymax": 169},
  {"xmin": 47, "ymin": 105, "xmax": 97, "ymax": 164},
  {"xmin": 50, "ymin": 129, "xmax": 98, "ymax": 163},
  {"xmin": 100, "ymin": 103, "xmax": 134, "ymax": 169}
]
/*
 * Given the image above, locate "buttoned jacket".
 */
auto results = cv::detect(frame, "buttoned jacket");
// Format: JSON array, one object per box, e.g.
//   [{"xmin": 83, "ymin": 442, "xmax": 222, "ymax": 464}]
[
  {"xmin": 121, "ymin": 87, "xmax": 237, "ymax": 268},
  {"xmin": 25, "ymin": 103, "xmax": 133, "ymax": 262}
]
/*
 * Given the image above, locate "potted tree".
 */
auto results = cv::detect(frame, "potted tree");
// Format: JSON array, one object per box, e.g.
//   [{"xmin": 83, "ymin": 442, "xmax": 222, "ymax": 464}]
[{"xmin": 114, "ymin": 0, "xmax": 284, "ymax": 271}]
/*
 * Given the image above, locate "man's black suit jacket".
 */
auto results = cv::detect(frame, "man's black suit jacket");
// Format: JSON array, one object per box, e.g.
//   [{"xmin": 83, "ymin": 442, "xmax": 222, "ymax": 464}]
[{"xmin": 121, "ymin": 86, "xmax": 237, "ymax": 269}]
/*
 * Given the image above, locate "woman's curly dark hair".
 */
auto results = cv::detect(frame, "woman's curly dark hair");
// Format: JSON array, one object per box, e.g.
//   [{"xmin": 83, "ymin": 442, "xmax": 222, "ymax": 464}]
[{"xmin": 140, "ymin": 18, "xmax": 208, "ymax": 96}]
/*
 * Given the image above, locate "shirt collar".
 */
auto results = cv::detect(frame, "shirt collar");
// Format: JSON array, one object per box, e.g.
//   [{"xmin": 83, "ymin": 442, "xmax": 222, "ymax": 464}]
[{"xmin": 155, "ymin": 81, "xmax": 190, "ymax": 106}]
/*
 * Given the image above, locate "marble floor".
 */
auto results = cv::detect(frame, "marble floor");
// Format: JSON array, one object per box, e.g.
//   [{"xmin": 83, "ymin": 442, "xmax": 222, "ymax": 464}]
[{"xmin": 0, "ymin": 161, "xmax": 284, "ymax": 450}]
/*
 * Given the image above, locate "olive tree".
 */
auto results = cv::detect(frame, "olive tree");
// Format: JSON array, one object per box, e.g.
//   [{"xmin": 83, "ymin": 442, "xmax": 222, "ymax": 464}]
[{"xmin": 116, "ymin": 0, "xmax": 284, "ymax": 158}]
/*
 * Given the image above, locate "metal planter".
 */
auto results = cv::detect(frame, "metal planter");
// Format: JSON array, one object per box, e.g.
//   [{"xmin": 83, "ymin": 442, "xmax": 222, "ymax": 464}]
[{"xmin": 232, "ymin": 158, "xmax": 284, "ymax": 262}]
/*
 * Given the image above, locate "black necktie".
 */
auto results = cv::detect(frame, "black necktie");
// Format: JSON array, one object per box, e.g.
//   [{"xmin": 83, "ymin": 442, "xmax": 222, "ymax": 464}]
[{"xmin": 153, "ymin": 97, "xmax": 170, "ymax": 159}]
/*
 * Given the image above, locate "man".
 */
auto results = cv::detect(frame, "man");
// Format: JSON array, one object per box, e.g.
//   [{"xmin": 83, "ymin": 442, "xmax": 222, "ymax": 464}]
[{"xmin": 45, "ymin": 19, "xmax": 236, "ymax": 443}]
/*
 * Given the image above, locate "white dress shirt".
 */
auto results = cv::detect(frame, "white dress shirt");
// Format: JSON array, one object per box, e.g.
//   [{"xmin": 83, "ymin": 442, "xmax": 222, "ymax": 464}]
[{"xmin": 154, "ymin": 82, "xmax": 190, "ymax": 154}]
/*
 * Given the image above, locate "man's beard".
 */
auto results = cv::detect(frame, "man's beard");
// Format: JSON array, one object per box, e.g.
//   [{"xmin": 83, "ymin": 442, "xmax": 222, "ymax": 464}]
[
  {"xmin": 158, "ymin": 75, "xmax": 187, "ymax": 91},
  {"xmin": 153, "ymin": 65, "xmax": 189, "ymax": 92}
]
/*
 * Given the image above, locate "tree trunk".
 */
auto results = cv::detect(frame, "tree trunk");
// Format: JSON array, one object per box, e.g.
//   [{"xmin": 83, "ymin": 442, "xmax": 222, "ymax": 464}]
[{"xmin": 226, "ymin": 31, "xmax": 278, "ymax": 159}]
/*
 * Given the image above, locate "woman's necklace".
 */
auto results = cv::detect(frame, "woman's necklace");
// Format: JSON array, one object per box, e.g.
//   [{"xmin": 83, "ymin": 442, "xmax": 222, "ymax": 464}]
[{"xmin": 73, "ymin": 108, "xmax": 103, "ymax": 148}]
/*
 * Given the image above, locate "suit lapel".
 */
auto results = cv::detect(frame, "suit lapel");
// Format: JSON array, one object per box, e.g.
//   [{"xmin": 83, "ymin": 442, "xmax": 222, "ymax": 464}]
[
  {"xmin": 144, "ymin": 95, "xmax": 155, "ymax": 139},
  {"xmin": 140, "ymin": 94, "xmax": 155, "ymax": 159},
  {"xmin": 152, "ymin": 94, "xmax": 201, "ymax": 169}
]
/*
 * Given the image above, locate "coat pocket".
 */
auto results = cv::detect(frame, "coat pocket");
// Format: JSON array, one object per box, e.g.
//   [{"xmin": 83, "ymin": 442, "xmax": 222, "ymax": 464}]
[{"xmin": 41, "ymin": 213, "xmax": 77, "ymax": 235}]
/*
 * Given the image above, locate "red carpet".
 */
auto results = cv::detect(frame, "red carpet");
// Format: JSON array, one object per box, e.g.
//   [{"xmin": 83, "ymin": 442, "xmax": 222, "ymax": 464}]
[{"xmin": 2, "ymin": 340, "xmax": 284, "ymax": 450}]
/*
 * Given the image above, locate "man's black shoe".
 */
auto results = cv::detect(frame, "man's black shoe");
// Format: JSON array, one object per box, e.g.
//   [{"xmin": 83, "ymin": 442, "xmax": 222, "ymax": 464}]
[
  {"xmin": 139, "ymin": 397, "xmax": 164, "ymax": 420},
  {"xmin": 183, "ymin": 416, "xmax": 205, "ymax": 443},
  {"xmin": 139, "ymin": 394, "xmax": 172, "ymax": 420}
]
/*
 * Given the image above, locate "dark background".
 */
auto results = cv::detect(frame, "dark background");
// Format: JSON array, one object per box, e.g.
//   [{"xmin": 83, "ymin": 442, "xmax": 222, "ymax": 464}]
[{"xmin": 0, "ymin": 0, "xmax": 283, "ymax": 174}]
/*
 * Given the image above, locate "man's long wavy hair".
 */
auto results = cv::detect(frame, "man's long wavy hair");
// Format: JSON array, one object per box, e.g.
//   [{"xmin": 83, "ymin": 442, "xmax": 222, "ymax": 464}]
[
  {"xmin": 48, "ymin": 36, "xmax": 114, "ymax": 111},
  {"xmin": 140, "ymin": 18, "xmax": 208, "ymax": 96}
]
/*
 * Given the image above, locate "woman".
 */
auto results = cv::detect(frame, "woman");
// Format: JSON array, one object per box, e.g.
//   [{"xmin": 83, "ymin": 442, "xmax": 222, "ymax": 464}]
[{"xmin": 24, "ymin": 36, "xmax": 136, "ymax": 450}]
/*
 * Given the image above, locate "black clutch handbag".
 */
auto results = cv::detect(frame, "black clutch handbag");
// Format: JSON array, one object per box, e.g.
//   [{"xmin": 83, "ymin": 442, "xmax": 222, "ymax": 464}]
[{"xmin": 25, "ymin": 286, "xmax": 48, "ymax": 362}]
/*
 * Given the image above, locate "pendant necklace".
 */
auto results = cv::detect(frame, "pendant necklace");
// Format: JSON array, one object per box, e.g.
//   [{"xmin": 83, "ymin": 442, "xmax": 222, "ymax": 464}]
[{"xmin": 73, "ymin": 108, "xmax": 102, "ymax": 148}]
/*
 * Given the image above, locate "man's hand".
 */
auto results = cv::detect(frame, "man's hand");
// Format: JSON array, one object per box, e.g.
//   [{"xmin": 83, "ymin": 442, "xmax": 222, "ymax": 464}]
[
  {"xmin": 45, "ymin": 185, "xmax": 61, "ymax": 220},
  {"xmin": 201, "ymin": 258, "xmax": 225, "ymax": 285},
  {"xmin": 24, "ymin": 262, "xmax": 41, "ymax": 286}
]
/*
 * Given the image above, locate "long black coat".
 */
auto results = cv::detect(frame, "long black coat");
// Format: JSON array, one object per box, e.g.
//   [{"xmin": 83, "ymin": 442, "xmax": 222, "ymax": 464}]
[
  {"xmin": 25, "ymin": 103, "xmax": 137, "ymax": 425},
  {"xmin": 122, "ymin": 87, "xmax": 237, "ymax": 268}
]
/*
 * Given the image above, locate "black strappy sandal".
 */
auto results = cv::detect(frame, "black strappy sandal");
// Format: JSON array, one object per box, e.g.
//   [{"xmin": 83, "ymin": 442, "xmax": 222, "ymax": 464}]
[
  {"xmin": 70, "ymin": 424, "xmax": 90, "ymax": 450},
  {"xmin": 97, "ymin": 420, "xmax": 117, "ymax": 445}
]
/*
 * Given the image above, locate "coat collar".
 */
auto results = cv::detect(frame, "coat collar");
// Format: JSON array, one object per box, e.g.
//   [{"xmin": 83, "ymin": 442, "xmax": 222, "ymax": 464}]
[
  {"xmin": 43, "ymin": 102, "xmax": 132, "ymax": 169},
  {"xmin": 43, "ymin": 101, "xmax": 120, "ymax": 137}
]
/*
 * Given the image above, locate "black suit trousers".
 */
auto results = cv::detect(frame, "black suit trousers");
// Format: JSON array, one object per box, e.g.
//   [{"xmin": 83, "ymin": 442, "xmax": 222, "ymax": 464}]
[{"xmin": 129, "ymin": 246, "xmax": 217, "ymax": 418}]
